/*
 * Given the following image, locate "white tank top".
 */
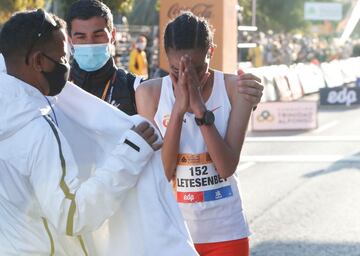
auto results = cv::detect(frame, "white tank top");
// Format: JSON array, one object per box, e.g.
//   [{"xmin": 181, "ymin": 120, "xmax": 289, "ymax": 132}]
[{"xmin": 154, "ymin": 70, "xmax": 250, "ymax": 244}]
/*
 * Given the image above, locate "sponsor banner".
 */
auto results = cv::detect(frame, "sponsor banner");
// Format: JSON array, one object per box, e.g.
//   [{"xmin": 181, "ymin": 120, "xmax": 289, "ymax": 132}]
[
  {"xmin": 251, "ymin": 101, "xmax": 318, "ymax": 131},
  {"xmin": 304, "ymin": 2, "xmax": 342, "ymax": 21},
  {"xmin": 159, "ymin": 0, "xmax": 238, "ymax": 73},
  {"xmin": 320, "ymin": 87, "xmax": 360, "ymax": 106},
  {"xmin": 177, "ymin": 186, "xmax": 233, "ymax": 203}
]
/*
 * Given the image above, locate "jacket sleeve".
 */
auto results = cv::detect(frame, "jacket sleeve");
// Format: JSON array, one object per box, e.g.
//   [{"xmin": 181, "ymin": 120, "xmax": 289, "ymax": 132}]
[{"xmin": 29, "ymin": 120, "xmax": 153, "ymax": 236}]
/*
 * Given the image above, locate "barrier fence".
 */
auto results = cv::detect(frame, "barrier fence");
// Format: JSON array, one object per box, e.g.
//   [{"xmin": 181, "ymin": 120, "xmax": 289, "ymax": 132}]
[
  {"xmin": 244, "ymin": 57, "xmax": 360, "ymax": 103},
  {"xmin": 245, "ymin": 57, "xmax": 360, "ymax": 131}
]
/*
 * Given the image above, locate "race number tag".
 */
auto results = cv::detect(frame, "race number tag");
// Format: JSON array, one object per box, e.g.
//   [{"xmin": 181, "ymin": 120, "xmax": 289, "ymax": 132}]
[{"xmin": 175, "ymin": 153, "xmax": 233, "ymax": 203}]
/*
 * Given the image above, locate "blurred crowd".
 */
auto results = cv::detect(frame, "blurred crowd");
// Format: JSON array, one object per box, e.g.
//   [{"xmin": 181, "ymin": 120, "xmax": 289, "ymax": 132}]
[
  {"xmin": 114, "ymin": 26, "xmax": 160, "ymax": 78},
  {"xmin": 239, "ymin": 31, "xmax": 359, "ymax": 67},
  {"xmin": 114, "ymin": 28, "xmax": 360, "ymax": 77}
]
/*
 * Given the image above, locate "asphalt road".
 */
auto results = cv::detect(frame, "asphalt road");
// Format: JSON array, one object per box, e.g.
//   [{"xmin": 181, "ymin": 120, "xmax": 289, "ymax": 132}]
[{"xmin": 237, "ymin": 101, "xmax": 360, "ymax": 256}]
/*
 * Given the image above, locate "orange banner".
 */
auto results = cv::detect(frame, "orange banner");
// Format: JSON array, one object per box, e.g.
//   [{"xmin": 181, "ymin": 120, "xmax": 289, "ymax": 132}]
[{"xmin": 159, "ymin": 0, "xmax": 238, "ymax": 73}]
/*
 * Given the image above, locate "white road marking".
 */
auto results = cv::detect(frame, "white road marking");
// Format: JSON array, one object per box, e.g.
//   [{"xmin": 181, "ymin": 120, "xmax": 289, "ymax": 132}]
[
  {"xmin": 240, "ymin": 155, "xmax": 360, "ymax": 163},
  {"xmin": 236, "ymin": 162, "xmax": 256, "ymax": 172},
  {"xmin": 245, "ymin": 136, "xmax": 360, "ymax": 142},
  {"xmin": 312, "ymin": 120, "xmax": 339, "ymax": 134}
]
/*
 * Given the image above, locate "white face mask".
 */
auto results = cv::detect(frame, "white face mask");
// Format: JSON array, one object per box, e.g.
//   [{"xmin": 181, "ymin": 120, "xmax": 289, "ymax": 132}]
[{"xmin": 136, "ymin": 42, "xmax": 146, "ymax": 51}]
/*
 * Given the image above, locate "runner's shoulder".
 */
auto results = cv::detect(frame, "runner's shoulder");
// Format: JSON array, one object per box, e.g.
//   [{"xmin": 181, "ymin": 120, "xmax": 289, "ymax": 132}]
[{"xmin": 136, "ymin": 78, "xmax": 162, "ymax": 100}]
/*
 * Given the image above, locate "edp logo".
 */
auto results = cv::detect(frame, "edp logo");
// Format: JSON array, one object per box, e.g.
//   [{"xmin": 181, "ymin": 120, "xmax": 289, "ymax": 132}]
[
  {"xmin": 184, "ymin": 194, "xmax": 195, "ymax": 202},
  {"xmin": 327, "ymin": 88, "xmax": 358, "ymax": 106}
]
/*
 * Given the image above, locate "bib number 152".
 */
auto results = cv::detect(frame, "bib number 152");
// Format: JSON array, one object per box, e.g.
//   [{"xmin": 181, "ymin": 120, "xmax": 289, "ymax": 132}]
[{"xmin": 190, "ymin": 166, "xmax": 208, "ymax": 176}]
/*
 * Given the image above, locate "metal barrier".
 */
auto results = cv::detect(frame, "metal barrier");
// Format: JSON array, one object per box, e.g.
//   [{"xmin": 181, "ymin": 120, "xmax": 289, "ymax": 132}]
[{"xmin": 244, "ymin": 57, "xmax": 360, "ymax": 102}]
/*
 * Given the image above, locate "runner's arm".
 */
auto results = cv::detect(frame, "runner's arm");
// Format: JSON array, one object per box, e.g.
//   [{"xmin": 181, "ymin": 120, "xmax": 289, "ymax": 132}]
[
  {"xmin": 135, "ymin": 79, "xmax": 161, "ymax": 127},
  {"xmin": 194, "ymin": 74, "xmax": 254, "ymax": 178},
  {"xmin": 160, "ymin": 105, "xmax": 186, "ymax": 181},
  {"xmin": 137, "ymin": 71, "xmax": 193, "ymax": 181},
  {"xmin": 136, "ymin": 79, "xmax": 181, "ymax": 181}
]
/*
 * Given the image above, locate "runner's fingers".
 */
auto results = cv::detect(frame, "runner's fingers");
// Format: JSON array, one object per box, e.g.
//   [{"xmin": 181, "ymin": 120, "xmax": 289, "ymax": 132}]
[
  {"xmin": 182, "ymin": 68, "xmax": 189, "ymax": 82},
  {"xmin": 179, "ymin": 69, "xmax": 189, "ymax": 92},
  {"xmin": 179, "ymin": 57, "xmax": 185, "ymax": 75},
  {"xmin": 188, "ymin": 69, "xmax": 201, "ymax": 91},
  {"xmin": 238, "ymin": 86, "xmax": 263, "ymax": 98},
  {"xmin": 132, "ymin": 122, "xmax": 150, "ymax": 133},
  {"xmin": 142, "ymin": 126, "xmax": 155, "ymax": 139},
  {"xmin": 183, "ymin": 56, "xmax": 196, "ymax": 77},
  {"xmin": 238, "ymin": 73, "xmax": 262, "ymax": 83},
  {"xmin": 147, "ymin": 133, "xmax": 158, "ymax": 145},
  {"xmin": 184, "ymin": 67, "xmax": 192, "ymax": 83},
  {"xmin": 170, "ymin": 73, "xmax": 178, "ymax": 87},
  {"xmin": 152, "ymin": 142, "xmax": 163, "ymax": 151},
  {"xmin": 183, "ymin": 55, "xmax": 191, "ymax": 67},
  {"xmin": 238, "ymin": 79, "xmax": 264, "ymax": 91},
  {"xmin": 200, "ymin": 72, "xmax": 211, "ymax": 87},
  {"xmin": 244, "ymin": 94, "xmax": 262, "ymax": 105},
  {"xmin": 237, "ymin": 68, "xmax": 245, "ymax": 76}
]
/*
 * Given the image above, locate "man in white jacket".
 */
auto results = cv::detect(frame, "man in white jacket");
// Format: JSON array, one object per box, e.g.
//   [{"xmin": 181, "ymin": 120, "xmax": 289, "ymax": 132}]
[{"xmin": 0, "ymin": 9, "xmax": 160, "ymax": 255}]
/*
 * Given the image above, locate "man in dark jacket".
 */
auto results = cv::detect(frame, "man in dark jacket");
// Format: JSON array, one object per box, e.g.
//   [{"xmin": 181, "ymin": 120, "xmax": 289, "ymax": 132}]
[{"xmin": 67, "ymin": 0, "xmax": 139, "ymax": 115}]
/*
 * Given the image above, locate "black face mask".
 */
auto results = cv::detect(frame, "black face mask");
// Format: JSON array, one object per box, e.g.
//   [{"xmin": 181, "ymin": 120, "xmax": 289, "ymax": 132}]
[{"xmin": 41, "ymin": 53, "xmax": 70, "ymax": 96}]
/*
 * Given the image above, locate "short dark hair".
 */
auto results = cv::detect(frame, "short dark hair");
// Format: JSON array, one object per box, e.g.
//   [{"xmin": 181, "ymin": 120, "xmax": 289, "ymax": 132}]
[
  {"xmin": 66, "ymin": 0, "xmax": 114, "ymax": 35},
  {"xmin": 0, "ymin": 9, "xmax": 65, "ymax": 61},
  {"xmin": 164, "ymin": 11, "xmax": 214, "ymax": 52}
]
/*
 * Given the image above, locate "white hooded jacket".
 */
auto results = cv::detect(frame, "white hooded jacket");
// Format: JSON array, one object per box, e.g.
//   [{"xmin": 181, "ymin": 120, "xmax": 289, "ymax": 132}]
[
  {"xmin": 0, "ymin": 72, "xmax": 155, "ymax": 255},
  {"xmin": 54, "ymin": 82, "xmax": 198, "ymax": 256}
]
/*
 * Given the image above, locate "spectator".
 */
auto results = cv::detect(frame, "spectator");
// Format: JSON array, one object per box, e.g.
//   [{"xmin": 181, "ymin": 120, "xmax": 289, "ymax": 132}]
[
  {"xmin": 129, "ymin": 35, "xmax": 149, "ymax": 79},
  {"xmin": 67, "ymin": 0, "xmax": 141, "ymax": 115}
]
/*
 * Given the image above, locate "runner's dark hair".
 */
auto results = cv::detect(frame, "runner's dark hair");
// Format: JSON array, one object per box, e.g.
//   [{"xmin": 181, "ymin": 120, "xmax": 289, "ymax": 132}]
[{"xmin": 164, "ymin": 11, "xmax": 214, "ymax": 52}]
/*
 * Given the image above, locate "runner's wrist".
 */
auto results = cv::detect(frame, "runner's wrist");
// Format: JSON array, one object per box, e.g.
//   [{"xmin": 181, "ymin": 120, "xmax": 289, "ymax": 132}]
[
  {"xmin": 192, "ymin": 105, "xmax": 207, "ymax": 119},
  {"xmin": 173, "ymin": 103, "xmax": 187, "ymax": 116}
]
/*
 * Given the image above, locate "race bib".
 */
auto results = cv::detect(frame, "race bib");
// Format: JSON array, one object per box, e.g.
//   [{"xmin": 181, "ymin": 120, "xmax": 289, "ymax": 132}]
[{"xmin": 175, "ymin": 153, "xmax": 233, "ymax": 203}]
